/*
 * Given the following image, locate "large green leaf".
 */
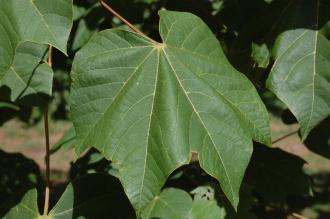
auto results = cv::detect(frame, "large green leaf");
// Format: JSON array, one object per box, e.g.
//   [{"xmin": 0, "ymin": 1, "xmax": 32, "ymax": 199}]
[
  {"xmin": 3, "ymin": 174, "xmax": 135, "ymax": 219},
  {"xmin": 266, "ymin": 0, "xmax": 330, "ymax": 140},
  {"xmin": 0, "ymin": 0, "xmax": 73, "ymax": 102},
  {"xmin": 141, "ymin": 188, "xmax": 224, "ymax": 219},
  {"xmin": 70, "ymin": 10, "xmax": 271, "ymax": 214}
]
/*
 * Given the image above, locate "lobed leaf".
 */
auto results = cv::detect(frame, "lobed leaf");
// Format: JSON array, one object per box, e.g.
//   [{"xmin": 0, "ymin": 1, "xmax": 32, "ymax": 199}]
[{"xmin": 70, "ymin": 10, "xmax": 271, "ymax": 214}]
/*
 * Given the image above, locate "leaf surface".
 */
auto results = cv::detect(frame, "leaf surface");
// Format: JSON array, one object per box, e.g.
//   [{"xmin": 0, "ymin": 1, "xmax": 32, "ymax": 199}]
[
  {"xmin": 70, "ymin": 10, "xmax": 271, "ymax": 214},
  {"xmin": 266, "ymin": 0, "xmax": 330, "ymax": 139},
  {"xmin": 141, "ymin": 188, "xmax": 224, "ymax": 219},
  {"xmin": 251, "ymin": 42, "xmax": 270, "ymax": 68},
  {"xmin": 0, "ymin": 42, "xmax": 53, "ymax": 106},
  {"xmin": 3, "ymin": 189, "xmax": 40, "ymax": 219},
  {"xmin": 0, "ymin": 0, "xmax": 73, "ymax": 100}
]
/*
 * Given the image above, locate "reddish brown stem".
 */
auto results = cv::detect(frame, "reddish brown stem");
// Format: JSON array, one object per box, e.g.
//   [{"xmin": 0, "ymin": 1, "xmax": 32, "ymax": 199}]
[
  {"xmin": 99, "ymin": 0, "xmax": 158, "ymax": 44},
  {"xmin": 43, "ymin": 46, "xmax": 52, "ymax": 215}
]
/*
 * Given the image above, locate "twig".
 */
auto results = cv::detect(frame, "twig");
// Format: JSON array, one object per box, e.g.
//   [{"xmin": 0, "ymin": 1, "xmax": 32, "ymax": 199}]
[
  {"xmin": 272, "ymin": 130, "xmax": 299, "ymax": 144},
  {"xmin": 47, "ymin": 46, "xmax": 53, "ymax": 68},
  {"xmin": 291, "ymin": 212, "xmax": 309, "ymax": 219},
  {"xmin": 98, "ymin": 0, "xmax": 158, "ymax": 44},
  {"xmin": 43, "ymin": 46, "xmax": 52, "ymax": 215}
]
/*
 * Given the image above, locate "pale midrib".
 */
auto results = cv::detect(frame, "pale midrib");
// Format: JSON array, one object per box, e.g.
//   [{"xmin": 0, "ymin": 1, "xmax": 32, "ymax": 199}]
[
  {"xmin": 173, "ymin": 52, "xmax": 266, "ymax": 143},
  {"xmin": 269, "ymin": 30, "xmax": 308, "ymax": 80},
  {"xmin": 143, "ymin": 197, "xmax": 158, "ymax": 219},
  {"xmin": 74, "ymin": 48, "xmax": 154, "ymax": 153},
  {"xmin": 137, "ymin": 48, "xmax": 160, "ymax": 216},
  {"xmin": 29, "ymin": 0, "xmax": 61, "ymax": 48},
  {"xmin": 299, "ymin": 0, "xmax": 320, "ymax": 137},
  {"xmin": 163, "ymin": 17, "xmax": 193, "ymax": 42},
  {"xmin": 157, "ymin": 198, "xmax": 181, "ymax": 219},
  {"xmin": 20, "ymin": 203, "xmax": 38, "ymax": 216},
  {"xmin": 161, "ymin": 48, "xmax": 235, "ymax": 203},
  {"xmin": 9, "ymin": 66, "xmax": 46, "ymax": 102},
  {"xmin": 166, "ymin": 45, "xmax": 270, "ymax": 144}
]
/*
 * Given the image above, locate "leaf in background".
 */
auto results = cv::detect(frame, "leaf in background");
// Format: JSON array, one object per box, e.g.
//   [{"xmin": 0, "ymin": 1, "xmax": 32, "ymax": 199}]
[
  {"xmin": 0, "ymin": 0, "xmax": 73, "ymax": 79},
  {"xmin": 70, "ymin": 10, "xmax": 271, "ymax": 213},
  {"xmin": 190, "ymin": 186, "xmax": 225, "ymax": 219},
  {"xmin": 50, "ymin": 126, "xmax": 76, "ymax": 155},
  {"xmin": 0, "ymin": 102, "xmax": 19, "ymax": 111},
  {"xmin": 142, "ymin": 188, "xmax": 224, "ymax": 219},
  {"xmin": 3, "ymin": 174, "xmax": 135, "ymax": 219},
  {"xmin": 251, "ymin": 42, "xmax": 270, "ymax": 68},
  {"xmin": 3, "ymin": 189, "xmax": 39, "ymax": 219},
  {"xmin": 142, "ymin": 188, "xmax": 192, "ymax": 219},
  {"xmin": 190, "ymin": 199, "xmax": 224, "ymax": 219},
  {"xmin": 266, "ymin": 0, "xmax": 330, "ymax": 140},
  {"xmin": 71, "ymin": 5, "xmax": 105, "ymax": 52},
  {"xmin": 0, "ymin": 42, "xmax": 53, "ymax": 106},
  {"xmin": 0, "ymin": 0, "xmax": 73, "ymax": 105}
]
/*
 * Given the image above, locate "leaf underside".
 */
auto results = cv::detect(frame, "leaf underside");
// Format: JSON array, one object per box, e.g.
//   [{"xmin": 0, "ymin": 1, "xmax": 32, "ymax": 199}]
[{"xmin": 70, "ymin": 10, "xmax": 271, "ymax": 214}]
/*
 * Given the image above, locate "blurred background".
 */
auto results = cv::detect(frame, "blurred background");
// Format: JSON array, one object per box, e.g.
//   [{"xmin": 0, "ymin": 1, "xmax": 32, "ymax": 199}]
[{"xmin": 0, "ymin": 0, "xmax": 329, "ymax": 218}]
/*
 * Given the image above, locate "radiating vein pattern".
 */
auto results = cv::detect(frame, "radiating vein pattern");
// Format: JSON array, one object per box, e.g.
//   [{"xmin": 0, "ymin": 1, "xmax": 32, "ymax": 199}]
[
  {"xmin": 141, "ymin": 188, "xmax": 224, "ymax": 219},
  {"xmin": 267, "ymin": 29, "xmax": 330, "ymax": 140},
  {"xmin": 70, "ymin": 10, "xmax": 271, "ymax": 214}
]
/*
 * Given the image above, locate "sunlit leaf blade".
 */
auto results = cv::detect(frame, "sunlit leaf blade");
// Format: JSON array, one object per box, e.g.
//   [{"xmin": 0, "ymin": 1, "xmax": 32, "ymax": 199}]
[
  {"xmin": 266, "ymin": 1, "xmax": 330, "ymax": 140},
  {"xmin": 141, "ymin": 188, "xmax": 224, "ymax": 219},
  {"xmin": 0, "ymin": 0, "xmax": 73, "ymax": 81},
  {"xmin": 0, "ymin": 42, "xmax": 53, "ymax": 106},
  {"xmin": 70, "ymin": 10, "xmax": 271, "ymax": 213}
]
